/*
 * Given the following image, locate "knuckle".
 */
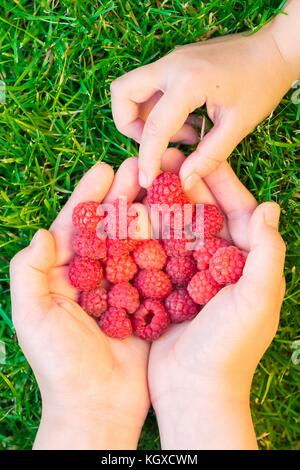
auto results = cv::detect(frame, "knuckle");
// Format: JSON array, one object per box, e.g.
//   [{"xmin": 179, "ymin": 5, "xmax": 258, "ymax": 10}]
[
  {"xmin": 144, "ymin": 117, "xmax": 160, "ymax": 136},
  {"xmin": 110, "ymin": 78, "xmax": 122, "ymax": 95},
  {"xmin": 277, "ymin": 235, "xmax": 286, "ymax": 256},
  {"xmin": 10, "ymin": 249, "xmax": 27, "ymax": 273}
]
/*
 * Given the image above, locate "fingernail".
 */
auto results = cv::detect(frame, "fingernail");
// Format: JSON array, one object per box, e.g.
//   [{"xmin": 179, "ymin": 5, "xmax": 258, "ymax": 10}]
[
  {"xmin": 30, "ymin": 229, "xmax": 42, "ymax": 247},
  {"xmin": 183, "ymin": 173, "xmax": 200, "ymax": 192},
  {"xmin": 264, "ymin": 203, "xmax": 280, "ymax": 229},
  {"xmin": 139, "ymin": 171, "xmax": 148, "ymax": 188}
]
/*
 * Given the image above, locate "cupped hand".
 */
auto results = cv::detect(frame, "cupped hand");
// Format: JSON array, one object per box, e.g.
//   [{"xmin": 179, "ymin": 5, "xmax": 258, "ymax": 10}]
[
  {"xmin": 111, "ymin": 28, "xmax": 295, "ymax": 189},
  {"xmin": 147, "ymin": 150, "xmax": 286, "ymax": 449},
  {"xmin": 10, "ymin": 159, "xmax": 150, "ymax": 449}
]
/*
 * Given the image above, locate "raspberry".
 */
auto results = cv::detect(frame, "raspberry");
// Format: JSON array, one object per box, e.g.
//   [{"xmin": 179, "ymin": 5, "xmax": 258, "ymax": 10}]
[
  {"xmin": 165, "ymin": 256, "xmax": 197, "ymax": 286},
  {"xmin": 193, "ymin": 237, "xmax": 230, "ymax": 270},
  {"xmin": 72, "ymin": 232, "xmax": 107, "ymax": 260},
  {"xmin": 99, "ymin": 307, "xmax": 132, "ymax": 339},
  {"xmin": 72, "ymin": 201, "xmax": 102, "ymax": 234},
  {"xmin": 79, "ymin": 287, "xmax": 107, "ymax": 317},
  {"xmin": 132, "ymin": 299, "xmax": 170, "ymax": 340},
  {"xmin": 147, "ymin": 172, "xmax": 183, "ymax": 206},
  {"xmin": 187, "ymin": 270, "xmax": 221, "ymax": 305},
  {"xmin": 162, "ymin": 238, "xmax": 191, "ymax": 257},
  {"xmin": 108, "ymin": 282, "xmax": 140, "ymax": 314},
  {"xmin": 69, "ymin": 256, "xmax": 103, "ymax": 291},
  {"xmin": 134, "ymin": 269, "xmax": 172, "ymax": 300},
  {"xmin": 133, "ymin": 240, "xmax": 167, "ymax": 270},
  {"xmin": 106, "ymin": 238, "xmax": 138, "ymax": 258},
  {"xmin": 192, "ymin": 204, "xmax": 224, "ymax": 238},
  {"xmin": 106, "ymin": 254, "xmax": 137, "ymax": 284},
  {"xmin": 209, "ymin": 246, "xmax": 246, "ymax": 284},
  {"xmin": 165, "ymin": 288, "xmax": 198, "ymax": 323}
]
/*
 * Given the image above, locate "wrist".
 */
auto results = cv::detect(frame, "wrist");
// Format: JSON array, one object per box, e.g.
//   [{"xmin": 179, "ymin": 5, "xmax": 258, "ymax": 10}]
[
  {"xmin": 34, "ymin": 394, "xmax": 145, "ymax": 450},
  {"xmin": 153, "ymin": 376, "xmax": 256, "ymax": 450},
  {"xmin": 267, "ymin": 0, "xmax": 300, "ymax": 80}
]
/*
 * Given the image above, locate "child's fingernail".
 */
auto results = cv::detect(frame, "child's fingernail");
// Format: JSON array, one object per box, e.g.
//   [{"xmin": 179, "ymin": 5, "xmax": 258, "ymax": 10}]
[
  {"xmin": 183, "ymin": 173, "xmax": 199, "ymax": 192},
  {"xmin": 139, "ymin": 171, "xmax": 148, "ymax": 188},
  {"xmin": 264, "ymin": 203, "xmax": 280, "ymax": 229}
]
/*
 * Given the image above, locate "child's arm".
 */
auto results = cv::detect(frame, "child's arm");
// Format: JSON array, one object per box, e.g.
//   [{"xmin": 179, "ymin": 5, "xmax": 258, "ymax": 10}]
[
  {"xmin": 10, "ymin": 160, "xmax": 150, "ymax": 450},
  {"xmin": 111, "ymin": 0, "xmax": 300, "ymax": 189},
  {"xmin": 148, "ymin": 151, "xmax": 285, "ymax": 449}
]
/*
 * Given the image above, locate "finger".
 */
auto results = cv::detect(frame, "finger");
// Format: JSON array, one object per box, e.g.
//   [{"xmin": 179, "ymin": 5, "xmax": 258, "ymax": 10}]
[
  {"xmin": 238, "ymin": 202, "xmax": 286, "ymax": 311},
  {"xmin": 50, "ymin": 163, "xmax": 114, "ymax": 266},
  {"xmin": 180, "ymin": 113, "xmax": 242, "ymax": 186},
  {"xmin": 111, "ymin": 64, "xmax": 161, "ymax": 141},
  {"xmin": 138, "ymin": 86, "xmax": 205, "ymax": 187},
  {"xmin": 128, "ymin": 203, "xmax": 152, "ymax": 240},
  {"xmin": 104, "ymin": 157, "xmax": 140, "ymax": 203},
  {"xmin": 10, "ymin": 230, "xmax": 55, "ymax": 325},
  {"xmin": 161, "ymin": 148, "xmax": 186, "ymax": 173},
  {"xmin": 203, "ymin": 162, "xmax": 257, "ymax": 249},
  {"xmin": 140, "ymin": 95, "xmax": 200, "ymax": 145},
  {"xmin": 48, "ymin": 265, "xmax": 78, "ymax": 301},
  {"xmin": 169, "ymin": 123, "xmax": 199, "ymax": 145}
]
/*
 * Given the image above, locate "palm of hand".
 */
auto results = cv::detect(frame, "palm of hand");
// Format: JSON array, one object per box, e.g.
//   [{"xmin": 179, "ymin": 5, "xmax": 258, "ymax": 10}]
[
  {"xmin": 11, "ymin": 160, "xmax": 150, "ymax": 415},
  {"xmin": 149, "ymin": 158, "xmax": 285, "ymax": 404}
]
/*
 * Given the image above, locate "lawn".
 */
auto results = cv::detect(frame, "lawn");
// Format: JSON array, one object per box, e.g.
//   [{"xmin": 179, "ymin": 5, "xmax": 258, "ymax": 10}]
[{"xmin": 0, "ymin": 0, "xmax": 299, "ymax": 450}]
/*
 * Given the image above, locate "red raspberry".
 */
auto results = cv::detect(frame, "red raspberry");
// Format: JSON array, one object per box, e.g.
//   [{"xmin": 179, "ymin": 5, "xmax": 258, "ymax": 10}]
[
  {"xmin": 179, "ymin": 193, "xmax": 192, "ymax": 205},
  {"xmin": 69, "ymin": 256, "xmax": 103, "ymax": 290},
  {"xmin": 133, "ymin": 240, "xmax": 167, "ymax": 270},
  {"xmin": 79, "ymin": 287, "xmax": 107, "ymax": 317},
  {"xmin": 106, "ymin": 238, "xmax": 138, "ymax": 258},
  {"xmin": 192, "ymin": 204, "xmax": 224, "ymax": 238},
  {"xmin": 106, "ymin": 254, "xmax": 137, "ymax": 284},
  {"xmin": 72, "ymin": 232, "xmax": 107, "ymax": 260},
  {"xmin": 165, "ymin": 288, "xmax": 198, "ymax": 323},
  {"xmin": 187, "ymin": 270, "xmax": 221, "ymax": 305},
  {"xmin": 162, "ymin": 238, "xmax": 192, "ymax": 257},
  {"xmin": 193, "ymin": 237, "xmax": 230, "ymax": 270},
  {"xmin": 108, "ymin": 282, "xmax": 140, "ymax": 314},
  {"xmin": 72, "ymin": 201, "xmax": 102, "ymax": 234},
  {"xmin": 132, "ymin": 299, "xmax": 170, "ymax": 341},
  {"xmin": 209, "ymin": 246, "xmax": 246, "ymax": 284},
  {"xmin": 165, "ymin": 256, "xmax": 197, "ymax": 286},
  {"xmin": 99, "ymin": 307, "xmax": 132, "ymax": 339},
  {"xmin": 134, "ymin": 269, "xmax": 172, "ymax": 300},
  {"xmin": 147, "ymin": 172, "xmax": 183, "ymax": 206}
]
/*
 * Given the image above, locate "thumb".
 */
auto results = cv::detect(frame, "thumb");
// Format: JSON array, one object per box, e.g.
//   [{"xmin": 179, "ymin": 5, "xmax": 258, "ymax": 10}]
[
  {"xmin": 180, "ymin": 115, "xmax": 242, "ymax": 191},
  {"xmin": 10, "ymin": 229, "xmax": 56, "ymax": 325},
  {"xmin": 238, "ymin": 202, "xmax": 286, "ymax": 307}
]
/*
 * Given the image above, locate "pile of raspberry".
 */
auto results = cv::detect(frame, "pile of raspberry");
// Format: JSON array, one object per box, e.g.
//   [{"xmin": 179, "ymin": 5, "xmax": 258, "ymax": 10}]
[{"xmin": 69, "ymin": 172, "xmax": 246, "ymax": 341}]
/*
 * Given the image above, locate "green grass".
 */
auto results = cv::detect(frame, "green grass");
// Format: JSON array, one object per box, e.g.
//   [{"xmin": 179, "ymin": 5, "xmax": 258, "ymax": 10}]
[{"xmin": 0, "ymin": 0, "xmax": 299, "ymax": 450}]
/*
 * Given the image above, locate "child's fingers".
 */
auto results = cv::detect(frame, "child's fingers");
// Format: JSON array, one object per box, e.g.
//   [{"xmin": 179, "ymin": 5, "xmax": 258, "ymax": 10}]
[
  {"xmin": 111, "ymin": 64, "xmax": 161, "ymax": 141},
  {"xmin": 48, "ymin": 265, "xmax": 78, "ymax": 301},
  {"xmin": 50, "ymin": 163, "xmax": 114, "ymax": 266},
  {"xmin": 160, "ymin": 148, "xmax": 186, "ymax": 173},
  {"xmin": 10, "ymin": 230, "xmax": 55, "ymax": 326},
  {"xmin": 180, "ymin": 113, "xmax": 243, "ymax": 187},
  {"xmin": 202, "ymin": 162, "xmax": 257, "ymax": 249},
  {"xmin": 104, "ymin": 157, "xmax": 141, "ymax": 203},
  {"xmin": 138, "ymin": 86, "xmax": 206, "ymax": 187},
  {"xmin": 237, "ymin": 202, "xmax": 286, "ymax": 315}
]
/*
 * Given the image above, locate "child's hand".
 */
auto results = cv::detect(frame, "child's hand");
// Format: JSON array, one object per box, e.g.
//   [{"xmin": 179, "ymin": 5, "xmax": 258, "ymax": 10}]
[
  {"xmin": 10, "ymin": 160, "xmax": 150, "ymax": 450},
  {"xmin": 111, "ymin": 8, "xmax": 299, "ymax": 189},
  {"xmin": 148, "ymin": 152, "xmax": 286, "ymax": 450}
]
